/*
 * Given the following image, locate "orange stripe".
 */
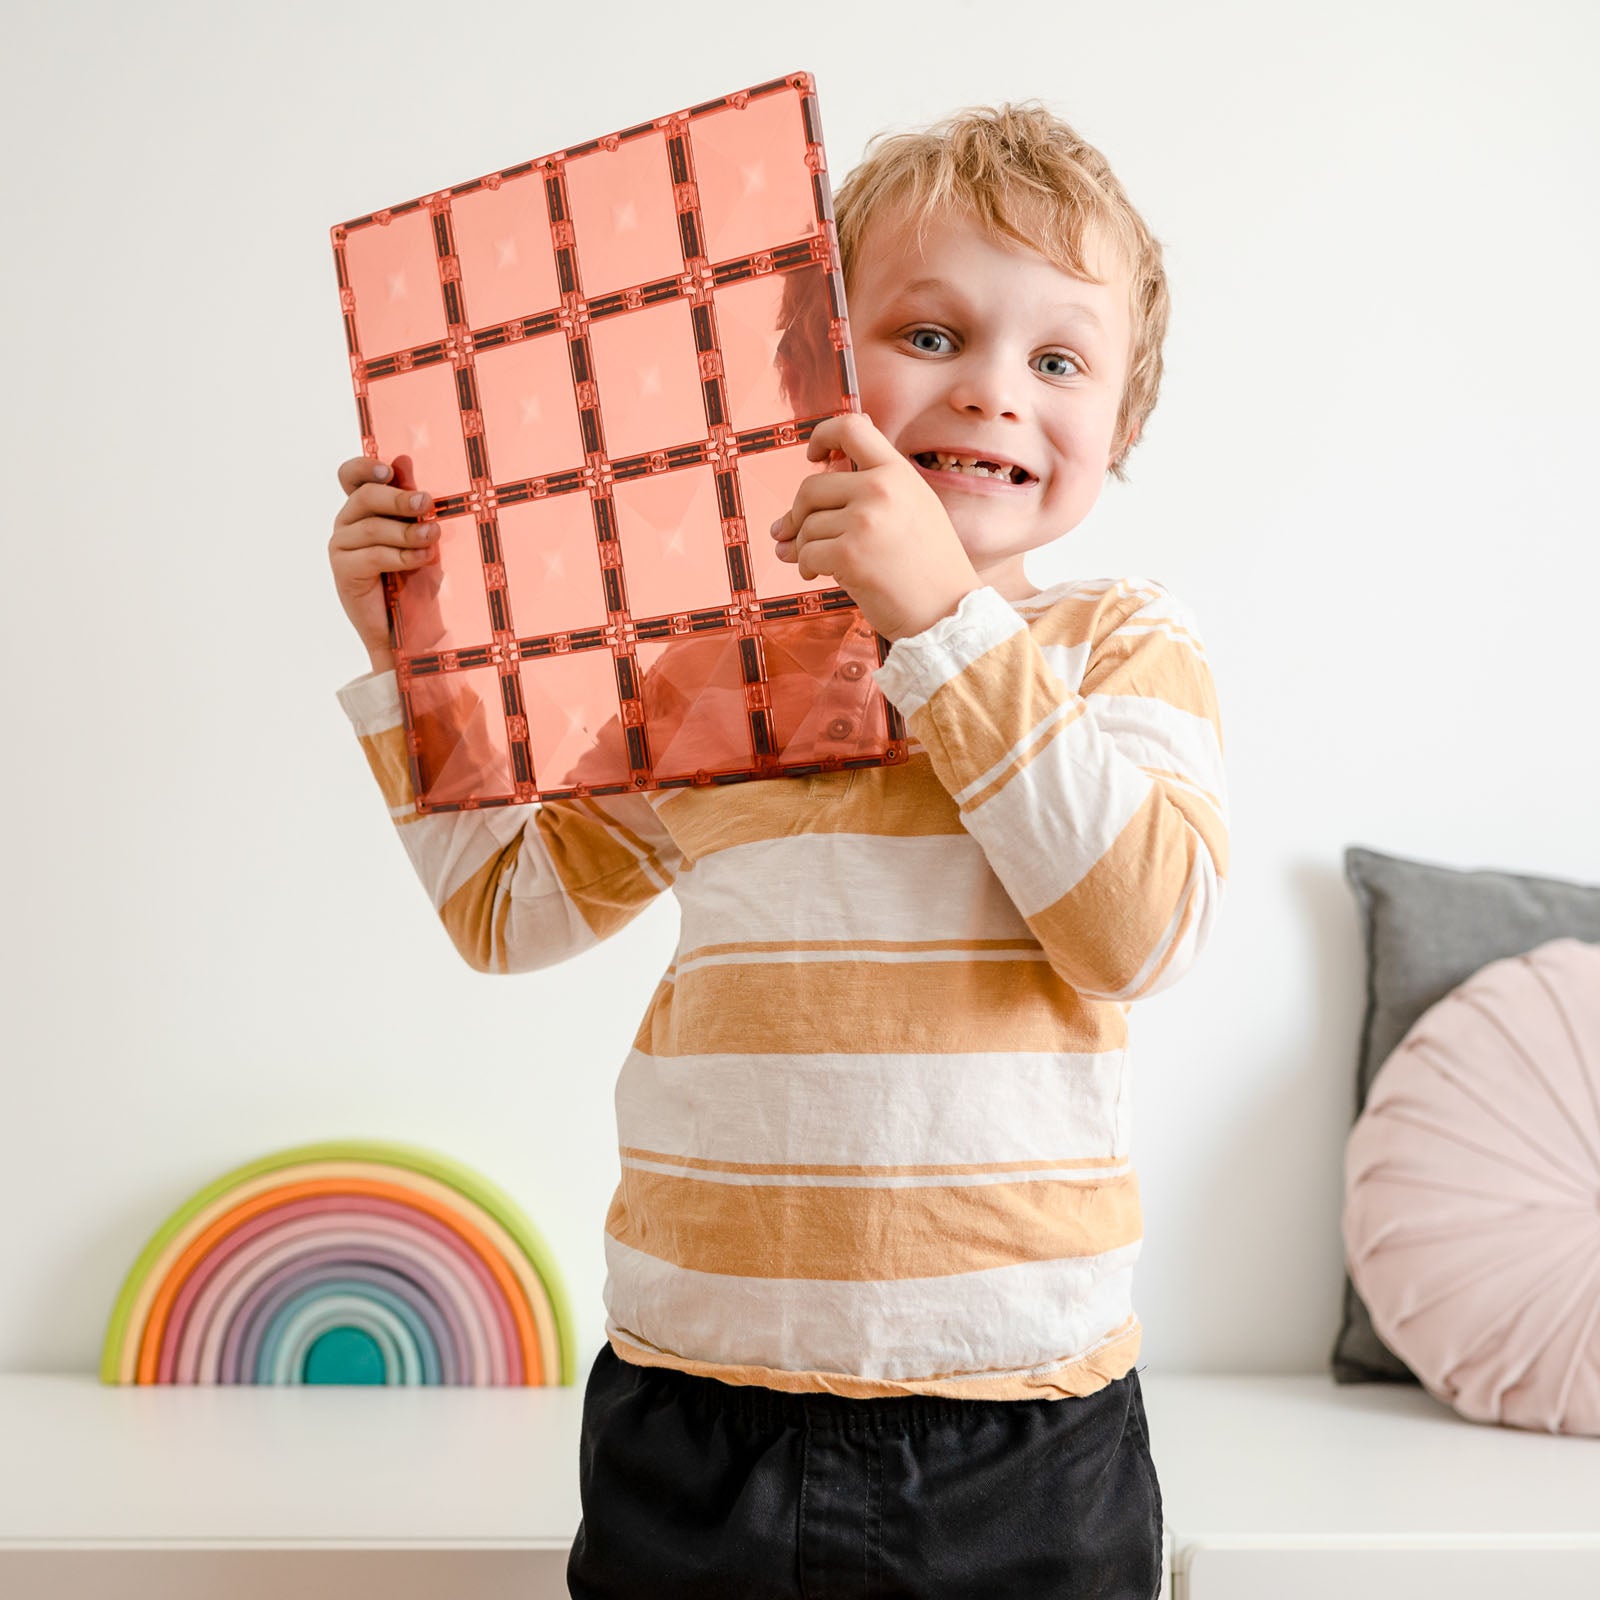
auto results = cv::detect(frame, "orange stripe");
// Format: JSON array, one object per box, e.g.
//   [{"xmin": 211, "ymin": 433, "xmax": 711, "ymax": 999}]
[
  {"xmin": 654, "ymin": 753, "xmax": 963, "ymax": 856},
  {"xmin": 440, "ymin": 833, "xmax": 524, "ymax": 972},
  {"xmin": 916, "ymin": 629, "xmax": 1222, "ymax": 805},
  {"xmin": 531, "ymin": 803, "xmax": 674, "ymax": 938},
  {"xmin": 1026, "ymin": 784, "xmax": 1204, "ymax": 993},
  {"xmin": 357, "ymin": 724, "xmax": 416, "ymax": 813},
  {"xmin": 1079, "ymin": 628, "xmax": 1221, "ymax": 729},
  {"xmin": 632, "ymin": 957, "xmax": 1128, "ymax": 1056},
  {"xmin": 607, "ymin": 1316, "xmax": 1142, "ymax": 1401},
  {"xmin": 605, "ymin": 1166, "xmax": 1141, "ymax": 1279},
  {"xmin": 135, "ymin": 1178, "xmax": 541, "ymax": 1385},
  {"xmin": 914, "ymin": 625, "xmax": 1069, "ymax": 781}
]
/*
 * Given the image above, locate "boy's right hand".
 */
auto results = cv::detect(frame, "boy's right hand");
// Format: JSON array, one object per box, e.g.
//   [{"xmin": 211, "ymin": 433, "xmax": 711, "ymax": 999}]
[{"xmin": 329, "ymin": 453, "xmax": 439, "ymax": 674}]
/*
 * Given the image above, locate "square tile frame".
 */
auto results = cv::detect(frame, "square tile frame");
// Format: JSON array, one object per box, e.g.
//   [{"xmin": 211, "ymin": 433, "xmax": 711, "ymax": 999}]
[{"xmin": 331, "ymin": 71, "xmax": 908, "ymax": 812}]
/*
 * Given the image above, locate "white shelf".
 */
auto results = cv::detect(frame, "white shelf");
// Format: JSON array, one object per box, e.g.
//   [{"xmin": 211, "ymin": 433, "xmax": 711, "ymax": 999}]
[
  {"xmin": 0, "ymin": 1373, "xmax": 585, "ymax": 1551},
  {"xmin": 1149, "ymin": 1374, "xmax": 1600, "ymax": 1598},
  {"xmin": 3, "ymin": 1369, "xmax": 1598, "ymax": 1598},
  {"xmin": 1148, "ymin": 1373, "xmax": 1600, "ymax": 1536}
]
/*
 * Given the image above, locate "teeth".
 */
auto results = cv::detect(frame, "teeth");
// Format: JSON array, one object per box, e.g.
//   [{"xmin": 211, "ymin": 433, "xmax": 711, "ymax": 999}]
[{"xmin": 926, "ymin": 452, "xmax": 1022, "ymax": 482}]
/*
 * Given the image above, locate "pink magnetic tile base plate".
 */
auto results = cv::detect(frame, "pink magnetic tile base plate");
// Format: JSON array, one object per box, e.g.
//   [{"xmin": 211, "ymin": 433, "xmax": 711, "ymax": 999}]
[{"xmin": 331, "ymin": 71, "xmax": 908, "ymax": 812}]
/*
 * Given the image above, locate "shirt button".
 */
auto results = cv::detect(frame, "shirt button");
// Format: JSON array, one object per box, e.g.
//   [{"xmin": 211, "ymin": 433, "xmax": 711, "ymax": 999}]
[
  {"xmin": 826, "ymin": 717, "xmax": 855, "ymax": 739},
  {"xmin": 839, "ymin": 660, "xmax": 866, "ymax": 680}
]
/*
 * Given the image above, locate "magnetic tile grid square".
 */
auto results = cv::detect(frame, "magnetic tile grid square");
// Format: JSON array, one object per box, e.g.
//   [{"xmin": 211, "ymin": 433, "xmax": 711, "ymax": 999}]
[{"xmin": 331, "ymin": 71, "xmax": 908, "ymax": 812}]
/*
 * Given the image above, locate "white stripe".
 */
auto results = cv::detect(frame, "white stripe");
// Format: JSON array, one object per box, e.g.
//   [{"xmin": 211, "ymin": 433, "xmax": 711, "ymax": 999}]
[
  {"xmin": 1038, "ymin": 638, "xmax": 1093, "ymax": 688},
  {"xmin": 615, "ymin": 1046, "xmax": 1130, "ymax": 1165},
  {"xmin": 1083, "ymin": 695, "xmax": 1226, "ymax": 796},
  {"xmin": 960, "ymin": 694, "xmax": 1227, "ymax": 918},
  {"xmin": 964, "ymin": 713, "xmax": 1154, "ymax": 916},
  {"xmin": 674, "ymin": 945, "xmax": 1053, "ymax": 975},
  {"xmin": 676, "ymin": 832, "xmax": 1034, "ymax": 947},
  {"xmin": 602, "ymin": 1236, "xmax": 1141, "ymax": 1384},
  {"xmin": 619, "ymin": 1155, "xmax": 1133, "ymax": 1188},
  {"xmin": 872, "ymin": 586, "xmax": 1028, "ymax": 719}
]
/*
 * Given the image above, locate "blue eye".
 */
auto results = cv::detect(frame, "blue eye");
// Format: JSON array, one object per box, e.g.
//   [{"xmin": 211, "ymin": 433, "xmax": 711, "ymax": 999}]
[
  {"xmin": 1035, "ymin": 352, "xmax": 1081, "ymax": 377},
  {"xmin": 907, "ymin": 328, "xmax": 952, "ymax": 353}
]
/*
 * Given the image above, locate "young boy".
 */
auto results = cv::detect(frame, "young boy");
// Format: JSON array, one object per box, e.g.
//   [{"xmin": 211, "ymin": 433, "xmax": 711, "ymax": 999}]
[{"xmin": 328, "ymin": 100, "xmax": 1225, "ymax": 1598}]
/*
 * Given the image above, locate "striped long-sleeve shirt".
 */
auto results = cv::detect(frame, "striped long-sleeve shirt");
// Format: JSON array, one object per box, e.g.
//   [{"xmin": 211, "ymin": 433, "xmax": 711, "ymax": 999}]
[{"xmin": 336, "ymin": 576, "xmax": 1229, "ymax": 1401}]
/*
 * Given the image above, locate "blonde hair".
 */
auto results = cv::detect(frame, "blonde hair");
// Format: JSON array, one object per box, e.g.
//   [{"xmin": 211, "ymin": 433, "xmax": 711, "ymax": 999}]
[{"xmin": 830, "ymin": 102, "xmax": 1169, "ymax": 482}]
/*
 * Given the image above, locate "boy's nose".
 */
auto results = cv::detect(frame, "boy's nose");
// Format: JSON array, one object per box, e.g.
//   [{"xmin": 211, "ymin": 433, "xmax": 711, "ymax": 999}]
[{"xmin": 945, "ymin": 358, "xmax": 1020, "ymax": 420}]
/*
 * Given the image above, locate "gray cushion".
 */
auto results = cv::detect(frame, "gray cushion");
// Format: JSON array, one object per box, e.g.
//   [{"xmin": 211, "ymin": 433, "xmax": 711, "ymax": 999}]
[{"xmin": 1334, "ymin": 845, "xmax": 1600, "ymax": 1383}]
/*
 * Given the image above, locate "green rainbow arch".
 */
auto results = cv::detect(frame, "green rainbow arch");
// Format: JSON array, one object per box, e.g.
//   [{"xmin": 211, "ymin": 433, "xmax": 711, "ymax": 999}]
[{"xmin": 100, "ymin": 1139, "xmax": 576, "ymax": 1386}]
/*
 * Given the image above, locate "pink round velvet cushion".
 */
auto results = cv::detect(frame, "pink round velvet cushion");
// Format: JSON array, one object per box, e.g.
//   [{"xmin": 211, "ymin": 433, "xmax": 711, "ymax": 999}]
[{"xmin": 1343, "ymin": 936, "xmax": 1600, "ymax": 1435}]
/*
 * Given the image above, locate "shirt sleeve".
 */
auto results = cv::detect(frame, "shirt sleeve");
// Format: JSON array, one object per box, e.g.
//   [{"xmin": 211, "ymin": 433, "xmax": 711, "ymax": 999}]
[
  {"xmin": 871, "ymin": 580, "xmax": 1229, "ymax": 1002},
  {"xmin": 335, "ymin": 667, "xmax": 682, "ymax": 975}
]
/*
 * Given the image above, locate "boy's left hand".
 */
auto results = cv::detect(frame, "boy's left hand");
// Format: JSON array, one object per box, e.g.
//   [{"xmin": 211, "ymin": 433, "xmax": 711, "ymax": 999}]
[{"xmin": 768, "ymin": 413, "xmax": 983, "ymax": 643}]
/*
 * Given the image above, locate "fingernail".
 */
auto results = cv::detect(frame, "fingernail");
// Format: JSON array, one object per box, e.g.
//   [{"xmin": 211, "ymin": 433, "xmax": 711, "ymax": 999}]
[
  {"xmin": 769, "ymin": 517, "xmax": 783, "ymax": 536},
  {"xmin": 374, "ymin": 462, "xmax": 392, "ymax": 481},
  {"xmin": 410, "ymin": 492, "xmax": 426, "ymax": 510}
]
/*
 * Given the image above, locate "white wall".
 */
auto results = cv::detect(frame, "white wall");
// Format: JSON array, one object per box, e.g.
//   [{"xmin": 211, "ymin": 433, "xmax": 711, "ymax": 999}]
[{"xmin": 4, "ymin": 0, "xmax": 1596, "ymax": 1380}]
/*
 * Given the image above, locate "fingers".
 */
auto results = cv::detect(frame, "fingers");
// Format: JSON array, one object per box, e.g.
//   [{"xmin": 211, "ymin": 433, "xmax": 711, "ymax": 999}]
[
  {"xmin": 329, "ymin": 500, "xmax": 438, "ymax": 554},
  {"xmin": 775, "ymin": 511, "xmax": 848, "ymax": 580},
  {"xmin": 332, "ymin": 456, "xmax": 438, "ymax": 544},
  {"xmin": 335, "ymin": 455, "xmax": 429, "ymax": 524},
  {"xmin": 330, "ymin": 454, "xmax": 441, "ymax": 586},
  {"xmin": 336, "ymin": 453, "xmax": 417, "ymax": 494},
  {"xmin": 336, "ymin": 454, "xmax": 388, "ymax": 496},
  {"xmin": 774, "ymin": 467, "xmax": 854, "ymax": 534},
  {"xmin": 771, "ymin": 441, "xmax": 904, "ymax": 543},
  {"xmin": 332, "ymin": 519, "xmax": 440, "ymax": 579},
  {"xmin": 805, "ymin": 412, "xmax": 896, "ymax": 470}
]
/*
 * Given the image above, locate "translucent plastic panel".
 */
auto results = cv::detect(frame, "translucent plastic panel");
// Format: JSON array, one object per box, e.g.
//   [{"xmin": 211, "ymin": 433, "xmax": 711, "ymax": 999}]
[
  {"xmin": 449, "ymin": 173, "xmax": 561, "ymax": 329},
  {"xmin": 331, "ymin": 71, "xmax": 905, "ymax": 811},
  {"xmin": 691, "ymin": 91, "xmax": 820, "ymax": 263},
  {"xmin": 562, "ymin": 131, "xmax": 684, "ymax": 296},
  {"xmin": 738, "ymin": 444, "xmax": 841, "ymax": 601},
  {"xmin": 497, "ymin": 492, "xmax": 606, "ymax": 639},
  {"xmin": 635, "ymin": 633, "xmax": 754, "ymax": 781},
  {"xmin": 629, "ymin": 614, "xmax": 888, "ymax": 779},
  {"xmin": 473, "ymin": 334, "xmax": 585, "ymax": 482},
  {"xmin": 390, "ymin": 512, "xmax": 490, "ymax": 658},
  {"xmin": 518, "ymin": 651, "xmax": 635, "ymax": 792},
  {"xmin": 363, "ymin": 363, "xmax": 470, "ymax": 520},
  {"xmin": 610, "ymin": 465, "xmax": 729, "ymax": 620},
  {"xmin": 760, "ymin": 613, "xmax": 889, "ymax": 762},
  {"xmin": 586, "ymin": 299, "xmax": 705, "ymax": 460},
  {"xmin": 407, "ymin": 668, "xmax": 513, "ymax": 808},
  {"xmin": 341, "ymin": 207, "xmax": 447, "ymax": 357},
  {"xmin": 718, "ymin": 264, "xmax": 837, "ymax": 431}
]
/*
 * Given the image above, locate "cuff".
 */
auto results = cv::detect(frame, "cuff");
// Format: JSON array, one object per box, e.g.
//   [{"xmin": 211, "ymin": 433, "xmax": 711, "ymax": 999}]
[
  {"xmin": 871, "ymin": 586, "xmax": 1028, "ymax": 720},
  {"xmin": 335, "ymin": 668, "xmax": 403, "ymax": 738}
]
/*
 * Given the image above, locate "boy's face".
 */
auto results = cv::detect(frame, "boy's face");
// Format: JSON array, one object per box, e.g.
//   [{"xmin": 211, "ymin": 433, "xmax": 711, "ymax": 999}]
[{"xmin": 845, "ymin": 204, "xmax": 1136, "ymax": 598}]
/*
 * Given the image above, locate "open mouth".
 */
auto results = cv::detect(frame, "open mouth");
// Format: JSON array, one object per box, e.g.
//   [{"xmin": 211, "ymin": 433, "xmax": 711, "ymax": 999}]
[{"xmin": 912, "ymin": 451, "xmax": 1034, "ymax": 486}]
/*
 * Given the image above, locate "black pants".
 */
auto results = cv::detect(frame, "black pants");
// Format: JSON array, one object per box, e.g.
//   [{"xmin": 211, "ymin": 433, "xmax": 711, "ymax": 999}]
[{"xmin": 567, "ymin": 1342, "xmax": 1164, "ymax": 1598}]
